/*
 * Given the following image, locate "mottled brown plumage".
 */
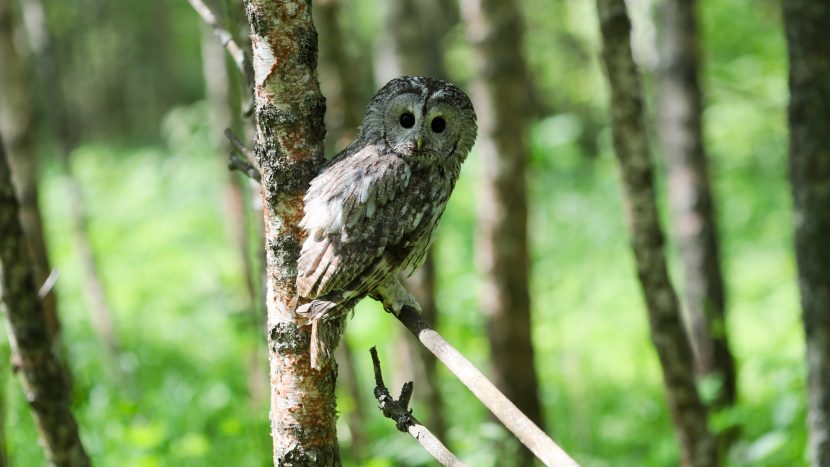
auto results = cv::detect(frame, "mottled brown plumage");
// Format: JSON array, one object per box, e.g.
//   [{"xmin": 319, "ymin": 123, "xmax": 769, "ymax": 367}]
[{"xmin": 296, "ymin": 76, "xmax": 477, "ymax": 367}]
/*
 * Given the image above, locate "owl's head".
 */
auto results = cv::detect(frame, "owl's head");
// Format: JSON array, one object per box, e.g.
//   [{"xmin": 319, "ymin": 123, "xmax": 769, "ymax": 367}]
[{"xmin": 361, "ymin": 76, "xmax": 477, "ymax": 168}]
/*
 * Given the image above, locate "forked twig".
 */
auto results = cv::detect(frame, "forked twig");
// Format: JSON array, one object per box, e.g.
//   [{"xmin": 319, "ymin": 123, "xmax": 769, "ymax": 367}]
[{"xmin": 370, "ymin": 347, "xmax": 466, "ymax": 467}]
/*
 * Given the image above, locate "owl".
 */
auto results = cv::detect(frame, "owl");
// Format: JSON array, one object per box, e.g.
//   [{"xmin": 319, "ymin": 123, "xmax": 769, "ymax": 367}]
[{"xmin": 296, "ymin": 76, "xmax": 477, "ymax": 368}]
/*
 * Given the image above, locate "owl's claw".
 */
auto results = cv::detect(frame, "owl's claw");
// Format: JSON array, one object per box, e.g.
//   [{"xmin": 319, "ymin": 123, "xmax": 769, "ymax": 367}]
[{"xmin": 372, "ymin": 278, "xmax": 421, "ymax": 316}]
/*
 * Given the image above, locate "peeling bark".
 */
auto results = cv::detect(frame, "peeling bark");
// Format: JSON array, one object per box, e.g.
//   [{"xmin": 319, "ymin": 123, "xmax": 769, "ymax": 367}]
[
  {"xmin": 0, "ymin": 133, "xmax": 90, "ymax": 467},
  {"xmin": 655, "ymin": 0, "xmax": 736, "ymax": 410},
  {"xmin": 782, "ymin": 1, "xmax": 830, "ymax": 465},
  {"xmin": 596, "ymin": 1, "xmax": 716, "ymax": 465},
  {"xmin": 461, "ymin": 1, "xmax": 544, "ymax": 464},
  {"xmin": 241, "ymin": 1, "xmax": 339, "ymax": 464}
]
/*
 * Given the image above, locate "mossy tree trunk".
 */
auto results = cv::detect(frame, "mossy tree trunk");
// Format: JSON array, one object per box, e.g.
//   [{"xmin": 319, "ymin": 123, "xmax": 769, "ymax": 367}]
[
  {"xmin": 0, "ymin": 0, "xmax": 59, "ymax": 342},
  {"xmin": 0, "ymin": 132, "xmax": 90, "ymax": 467},
  {"xmin": 782, "ymin": 1, "xmax": 830, "ymax": 465}
]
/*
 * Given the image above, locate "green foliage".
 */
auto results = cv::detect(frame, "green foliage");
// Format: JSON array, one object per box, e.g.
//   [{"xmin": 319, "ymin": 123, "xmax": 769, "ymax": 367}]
[{"xmin": 1, "ymin": 0, "xmax": 807, "ymax": 465}]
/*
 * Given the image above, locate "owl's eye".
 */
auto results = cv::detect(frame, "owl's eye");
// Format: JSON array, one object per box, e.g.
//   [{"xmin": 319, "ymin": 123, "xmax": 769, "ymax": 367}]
[
  {"xmin": 431, "ymin": 117, "xmax": 446, "ymax": 134},
  {"xmin": 399, "ymin": 112, "xmax": 416, "ymax": 129}
]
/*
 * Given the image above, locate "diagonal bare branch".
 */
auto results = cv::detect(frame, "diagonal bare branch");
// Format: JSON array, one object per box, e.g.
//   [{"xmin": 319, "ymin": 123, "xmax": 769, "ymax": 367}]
[
  {"xmin": 376, "ymin": 298, "xmax": 579, "ymax": 467},
  {"xmin": 186, "ymin": 0, "xmax": 253, "ymax": 88}
]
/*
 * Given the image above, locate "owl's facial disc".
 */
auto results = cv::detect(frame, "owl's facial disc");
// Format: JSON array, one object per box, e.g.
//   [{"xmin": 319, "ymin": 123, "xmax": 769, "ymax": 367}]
[{"xmin": 380, "ymin": 92, "xmax": 463, "ymax": 166}]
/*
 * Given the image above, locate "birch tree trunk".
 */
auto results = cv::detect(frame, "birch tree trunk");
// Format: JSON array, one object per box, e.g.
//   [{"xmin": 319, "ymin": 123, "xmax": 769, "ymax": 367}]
[
  {"xmin": 241, "ymin": 1, "xmax": 339, "ymax": 464},
  {"xmin": 782, "ymin": 1, "xmax": 830, "ymax": 465},
  {"xmin": 596, "ymin": 0, "xmax": 717, "ymax": 465},
  {"xmin": 460, "ymin": 3, "xmax": 545, "ymax": 465},
  {"xmin": 655, "ymin": 0, "xmax": 736, "ymax": 411},
  {"xmin": 0, "ymin": 132, "xmax": 90, "ymax": 467}
]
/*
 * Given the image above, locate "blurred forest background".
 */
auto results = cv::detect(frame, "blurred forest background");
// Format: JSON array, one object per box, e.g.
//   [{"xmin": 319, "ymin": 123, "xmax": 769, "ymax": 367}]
[{"xmin": 0, "ymin": 0, "xmax": 813, "ymax": 465}]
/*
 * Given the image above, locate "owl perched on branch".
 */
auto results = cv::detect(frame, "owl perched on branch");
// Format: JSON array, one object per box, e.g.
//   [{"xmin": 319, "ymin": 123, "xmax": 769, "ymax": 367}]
[{"xmin": 296, "ymin": 76, "xmax": 477, "ymax": 368}]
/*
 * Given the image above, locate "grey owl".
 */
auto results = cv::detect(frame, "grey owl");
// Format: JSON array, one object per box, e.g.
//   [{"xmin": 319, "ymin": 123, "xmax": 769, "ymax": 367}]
[{"xmin": 296, "ymin": 76, "xmax": 477, "ymax": 367}]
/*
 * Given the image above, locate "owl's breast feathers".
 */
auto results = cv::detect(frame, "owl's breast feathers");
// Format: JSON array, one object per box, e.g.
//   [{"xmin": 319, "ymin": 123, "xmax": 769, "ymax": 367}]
[{"xmin": 295, "ymin": 144, "xmax": 454, "ymax": 321}]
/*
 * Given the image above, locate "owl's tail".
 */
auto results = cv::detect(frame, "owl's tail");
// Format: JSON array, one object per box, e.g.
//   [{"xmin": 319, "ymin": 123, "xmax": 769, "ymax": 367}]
[{"xmin": 298, "ymin": 299, "xmax": 346, "ymax": 369}]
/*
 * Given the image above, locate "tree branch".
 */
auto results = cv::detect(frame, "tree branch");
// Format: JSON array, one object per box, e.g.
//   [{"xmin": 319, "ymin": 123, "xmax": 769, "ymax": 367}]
[
  {"xmin": 186, "ymin": 0, "xmax": 253, "ymax": 88},
  {"xmin": 228, "ymin": 152, "xmax": 261, "ymax": 182},
  {"xmin": 381, "ymin": 302, "xmax": 578, "ymax": 467},
  {"xmin": 223, "ymin": 129, "xmax": 260, "ymax": 182},
  {"xmin": 224, "ymin": 128, "xmax": 257, "ymax": 166},
  {"xmin": 370, "ymin": 347, "xmax": 466, "ymax": 467}
]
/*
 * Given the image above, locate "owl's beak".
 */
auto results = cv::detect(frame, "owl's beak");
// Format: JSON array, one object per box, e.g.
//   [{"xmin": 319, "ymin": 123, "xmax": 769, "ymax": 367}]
[{"xmin": 415, "ymin": 136, "xmax": 424, "ymax": 151}]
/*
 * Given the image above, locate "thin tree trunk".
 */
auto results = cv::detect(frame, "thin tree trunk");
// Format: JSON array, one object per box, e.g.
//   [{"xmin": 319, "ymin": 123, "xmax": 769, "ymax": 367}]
[
  {"xmin": 314, "ymin": 1, "xmax": 370, "ymax": 459},
  {"xmin": 655, "ymin": 0, "xmax": 736, "ymax": 411},
  {"xmin": 0, "ymin": 132, "xmax": 90, "ymax": 467},
  {"xmin": 378, "ymin": 0, "xmax": 450, "ymax": 442},
  {"xmin": 460, "ymin": 1, "xmax": 544, "ymax": 464},
  {"xmin": 782, "ymin": 1, "xmax": 830, "ymax": 465},
  {"xmin": 596, "ymin": 1, "xmax": 716, "ymax": 465},
  {"xmin": 0, "ymin": 345, "xmax": 7, "ymax": 467},
  {"xmin": 0, "ymin": 0, "xmax": 59, "ymax": 341},
  {"xmin": 20, "ymin": 0, "xmax": 121, "ymax": 356},
  {"xmin": 242, "ymin": 1, "xmax": 339, "ymax": 464}
]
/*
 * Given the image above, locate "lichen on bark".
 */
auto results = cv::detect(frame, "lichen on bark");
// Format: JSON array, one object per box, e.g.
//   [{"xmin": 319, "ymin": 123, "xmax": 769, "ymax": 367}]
[{"xmin": 241, "ymin": 0, "xmax": 340, "ymax": 464}]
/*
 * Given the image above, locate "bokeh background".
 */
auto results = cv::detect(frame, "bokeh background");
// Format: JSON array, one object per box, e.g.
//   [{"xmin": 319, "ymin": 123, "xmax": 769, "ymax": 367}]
[{"xmin": 0, "ymin": 0, "xmax": 800, "ymax": 465}]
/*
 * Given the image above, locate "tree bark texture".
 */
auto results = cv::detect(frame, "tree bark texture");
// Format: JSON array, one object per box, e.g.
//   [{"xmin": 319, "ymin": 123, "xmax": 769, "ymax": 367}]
[
  {"xmin": 461, "ymin": 2, "xmax": 545, "ymax": 463},
  {"xmin": 0, "ymin": 133, "xmax": 90, "ymax": 467},
  {"xmin": 595, "ymin": 1, "xmax": 717, "ymax": 465},
  {"xmin": 0, "ymin": 0, "xmax": 59, "ymax": 340},
  {"xmin": 379, "ymin": 0, "xmax": 451, "ymax": 442},
  {"xmin": 655, "ymin": 0, "xmax": 736, "ymax": 409},
  {"xmin": 242, "ymin": 1, "xmax": 339, "ymax": 464},
  {"xmin": 782, "ymin": 1, "xmax": 830, "ymax": 465}
]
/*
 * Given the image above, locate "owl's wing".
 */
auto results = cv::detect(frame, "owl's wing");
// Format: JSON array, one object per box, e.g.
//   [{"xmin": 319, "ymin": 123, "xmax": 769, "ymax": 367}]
[{"xmin": 296, "ymin": 144, "xmax": 413, "ymax": 302}]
